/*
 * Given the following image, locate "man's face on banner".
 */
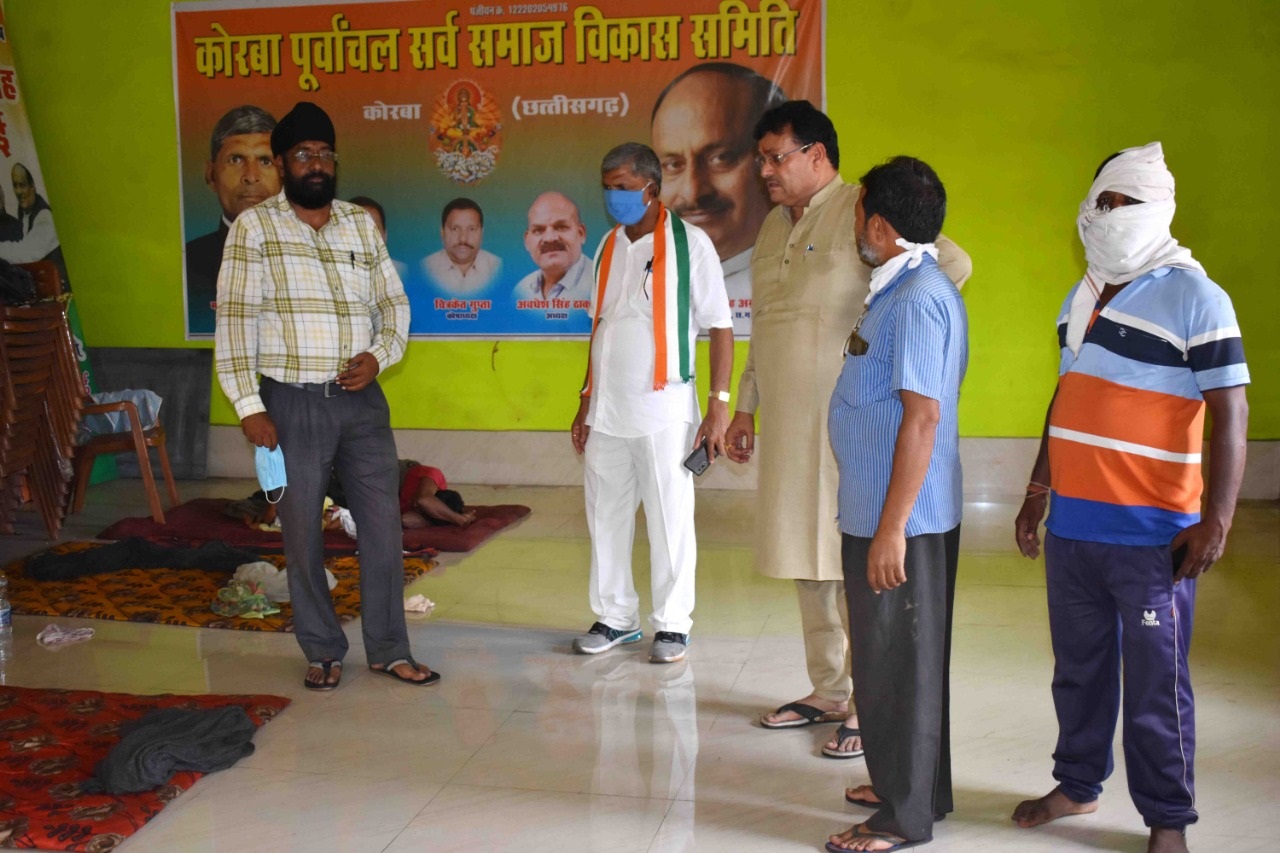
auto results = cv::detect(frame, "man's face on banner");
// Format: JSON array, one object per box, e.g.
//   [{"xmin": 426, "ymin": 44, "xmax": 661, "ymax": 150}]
[
  {"xmin": 651, "ymin": 71, "xmax": 772, "ymax": 261},
  {"xmin": 11, "ymin": 166, "xmax": 35, "ymax": 212},
  {"xmin": 524, "ymin": 192, "xmax": 586, "ymax": 283},
  {"xmin": 443, "ymin": 208, "xmax": 483, "ymax": 268},
  {"xmin": 205, "ymin": 132, "xmax": 280, "ymax": 220}
]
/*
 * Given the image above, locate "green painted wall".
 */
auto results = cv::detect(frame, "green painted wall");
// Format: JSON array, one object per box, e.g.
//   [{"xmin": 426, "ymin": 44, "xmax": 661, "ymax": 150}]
[{"xmin": 7, "ymin": 0, "xmax": 1278, "ymax": 437}]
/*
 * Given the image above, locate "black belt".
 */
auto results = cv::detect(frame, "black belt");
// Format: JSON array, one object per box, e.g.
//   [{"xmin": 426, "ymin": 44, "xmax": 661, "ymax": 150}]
[{"xmin": 263, "ymin": 377, "xmax": 343, "ymax": 397}]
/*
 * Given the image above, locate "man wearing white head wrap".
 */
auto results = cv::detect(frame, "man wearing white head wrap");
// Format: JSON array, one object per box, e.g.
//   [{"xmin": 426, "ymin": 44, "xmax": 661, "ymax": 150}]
[{"xmin": 1011, "ymin": 144, "xmax": 1250, "ymax": 853}]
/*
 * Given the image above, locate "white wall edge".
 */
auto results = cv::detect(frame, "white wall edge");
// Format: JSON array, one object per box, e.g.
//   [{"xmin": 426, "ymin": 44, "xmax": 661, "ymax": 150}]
[{"xmin": 208, "ymin": 427, "xmax": 1280, "ymax": 501}]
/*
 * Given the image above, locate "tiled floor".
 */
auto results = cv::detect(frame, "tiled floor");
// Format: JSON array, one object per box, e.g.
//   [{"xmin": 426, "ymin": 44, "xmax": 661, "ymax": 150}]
[{"xmin": 0, "ymin": 479, "xmax": 1276, "ymax": 852}]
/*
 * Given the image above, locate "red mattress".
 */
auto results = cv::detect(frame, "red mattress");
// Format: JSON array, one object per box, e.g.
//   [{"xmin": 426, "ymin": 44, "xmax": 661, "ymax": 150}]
[
  {"xmin": 97, "ymin": 497, "xmax": 530, "ymax": 554},
  {"xmin": 0, "ymin": 686, "xmax": 289, "ymax": 851}
]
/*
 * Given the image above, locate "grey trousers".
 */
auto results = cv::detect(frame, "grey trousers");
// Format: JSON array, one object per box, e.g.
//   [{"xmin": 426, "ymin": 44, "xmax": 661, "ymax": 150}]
[
  {"xmin": 842, "ymin": 525, "xmax": 960, "ymax": 843},
  {"xmin": 261, "ymin": 378, "xmax": 410, "ymax": 666}
]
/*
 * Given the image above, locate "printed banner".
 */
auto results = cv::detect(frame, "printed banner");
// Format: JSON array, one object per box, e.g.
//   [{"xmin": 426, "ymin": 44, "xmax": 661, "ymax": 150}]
[
  {"xmin": 174, "ymin": 0, "xmax": 824, "ymax": 339},
  {"xmin": 0, "ymin": 1, "xmax": 97, "ymax": 396}
]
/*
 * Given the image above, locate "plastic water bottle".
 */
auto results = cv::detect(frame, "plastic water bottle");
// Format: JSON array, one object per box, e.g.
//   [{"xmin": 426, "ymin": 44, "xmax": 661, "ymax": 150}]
[{"xmin": 0, "ymin": 575, "xmax": 11, "ymax": 684}]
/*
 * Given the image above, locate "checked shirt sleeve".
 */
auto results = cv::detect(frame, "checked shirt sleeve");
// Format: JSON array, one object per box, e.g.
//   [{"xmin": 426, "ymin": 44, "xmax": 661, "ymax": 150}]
[
  {"xmin": 214, "ymin": 215, "xmax": 267, "ymax": 419},
  {"xmin": 364, "ymin": 228, "xmax": 410, "ymax": 371}
]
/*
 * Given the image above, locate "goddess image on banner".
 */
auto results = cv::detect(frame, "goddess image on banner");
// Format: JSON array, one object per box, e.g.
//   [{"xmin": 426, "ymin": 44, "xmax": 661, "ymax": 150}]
[{"xmin": 174, "ymin": 0, "xmax": 824, "ymax": 339}]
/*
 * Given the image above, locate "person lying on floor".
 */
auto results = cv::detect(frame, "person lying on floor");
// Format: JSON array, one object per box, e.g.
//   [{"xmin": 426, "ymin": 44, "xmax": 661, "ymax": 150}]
[
  {"xmin": 226, "ymin": 493, "xmax": 343, "ymax": 531},
  {"xmin": 398, "ymin": 464, "xmax": 475, "ymax": 528},
  {"xmin": 226, "ymin": 460, "xmax": 474, "ymax": 529}
]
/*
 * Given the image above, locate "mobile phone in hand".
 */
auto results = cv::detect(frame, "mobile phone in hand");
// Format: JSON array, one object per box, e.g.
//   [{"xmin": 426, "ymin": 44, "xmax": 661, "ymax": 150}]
[
  {"xmin": 683, "ymin": 441, "xmax": 716, "ymax": 476},
  {"xmin": 1171, "ymin": 545, "xmax": 1188, "ymax": 577}
]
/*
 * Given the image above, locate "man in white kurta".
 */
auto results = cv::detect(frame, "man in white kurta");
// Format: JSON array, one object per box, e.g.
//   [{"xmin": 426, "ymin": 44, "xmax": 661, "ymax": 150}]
[
  {"xmin": 570, "ymin": 142, "xmax": 733, "ymax": 664},
  {"xmin": 727, "ymin": 101, "xmax": 972, "ymax": 756}
]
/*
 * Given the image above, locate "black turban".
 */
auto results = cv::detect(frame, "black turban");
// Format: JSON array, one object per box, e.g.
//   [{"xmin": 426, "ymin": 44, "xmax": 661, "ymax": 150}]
[{"xmin": 270, "ymin": 102, "xmax": 335, "ymax": 157}]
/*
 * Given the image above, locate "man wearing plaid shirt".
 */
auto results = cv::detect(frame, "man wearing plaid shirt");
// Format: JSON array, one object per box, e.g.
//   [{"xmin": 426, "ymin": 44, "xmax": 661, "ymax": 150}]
[{"xmin": 215, "ymin": 102, "xmax": 437, "ymax": 691}]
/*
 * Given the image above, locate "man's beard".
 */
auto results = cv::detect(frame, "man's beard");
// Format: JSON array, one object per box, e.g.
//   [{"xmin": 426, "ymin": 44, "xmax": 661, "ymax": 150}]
[
  {"xmin": 856, "ymin": 232, "xmax": 881, "ymax": 268},
  {"xmin": 284, "ymin": 170, "xmax": 337, "ymax": 210}
]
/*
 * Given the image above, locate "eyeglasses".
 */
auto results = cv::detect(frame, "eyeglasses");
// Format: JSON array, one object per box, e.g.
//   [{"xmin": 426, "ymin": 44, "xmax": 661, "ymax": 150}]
[
  {"xmin": 843, "ymin": 307, "xmax": 870, "ymax": 357},
  {"xmin": 290, "ymin": 149, "xmax": 338, "ymax": 164},
  {"xmin": 755, "ymin": 142, "xmax": 813, "ymax": 169}
]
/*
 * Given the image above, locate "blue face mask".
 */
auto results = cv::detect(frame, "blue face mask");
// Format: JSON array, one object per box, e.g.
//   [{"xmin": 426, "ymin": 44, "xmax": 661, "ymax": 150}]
[
  {"xmin": 255, "ymin": 445, "xmax": 287, "ymax": 503},
  {"xmin": 604, "ymin": 184, "xmax": 653, "ymax": 226}
]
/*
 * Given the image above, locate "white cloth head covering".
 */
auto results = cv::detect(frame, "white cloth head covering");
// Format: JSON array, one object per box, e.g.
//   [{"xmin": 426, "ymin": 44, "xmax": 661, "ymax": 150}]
[
  {"xmin": 866, "ymin": 238, "xmax": 939, "ymax": 305},
  {"xmin": 1065, "ymin": 141, "xmax": 1203, "ymax": 356}
]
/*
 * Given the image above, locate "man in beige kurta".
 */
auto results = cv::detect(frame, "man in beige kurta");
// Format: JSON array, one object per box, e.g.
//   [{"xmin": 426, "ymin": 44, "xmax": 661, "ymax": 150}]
[{"xmin": 726, "ymin": 101, "xmax": 971, "ymax": 757}]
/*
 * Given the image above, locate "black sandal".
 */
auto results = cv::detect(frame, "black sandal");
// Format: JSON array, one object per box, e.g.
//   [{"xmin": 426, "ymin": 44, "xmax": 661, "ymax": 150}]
[
  {"xmin": 304, "ymin": 659, "xmax": 342, "ymax": 691},
  {"xmin": 822, "ymin": 724, "xmax": 865, "ymax": 758},
  {"xmin": 759, "ymin": 701, "xmax": 845, "ymax": 729},
  {"xmin": 369, "ymin": 657, "xmax": 441, "ymax": 686}
]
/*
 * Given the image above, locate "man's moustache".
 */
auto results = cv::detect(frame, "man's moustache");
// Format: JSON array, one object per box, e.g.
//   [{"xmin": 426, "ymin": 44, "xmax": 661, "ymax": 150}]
[
  {"xmin": 673, "ymin": 199, "xmax": 731, "ymax": 216},
  {"xmin": 538, "ymin": 241, "xmax": 567, "ymax": 253}
]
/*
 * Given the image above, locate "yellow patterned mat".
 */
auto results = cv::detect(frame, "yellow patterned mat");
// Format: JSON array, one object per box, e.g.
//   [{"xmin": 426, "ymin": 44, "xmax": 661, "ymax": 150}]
[{"xmin": 5, "ymin": 542, "xmax": 434, "ymax": 632}]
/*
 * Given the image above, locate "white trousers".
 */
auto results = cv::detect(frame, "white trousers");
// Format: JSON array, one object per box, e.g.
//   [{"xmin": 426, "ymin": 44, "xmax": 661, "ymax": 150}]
[{"xmin": 584, "ymin": 423, "xmax": 697, "ymax": 634}]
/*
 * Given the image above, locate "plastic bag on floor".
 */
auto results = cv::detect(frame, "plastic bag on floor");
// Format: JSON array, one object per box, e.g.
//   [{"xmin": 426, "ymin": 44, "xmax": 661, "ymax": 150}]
[
  {"xmin": 211, "ymin": 579, "xmax": 279, "ymax": 619},
  {"xmin": 331, "ymin": 506, "xmax": 357, "ymax": 539},
  {"xmin": 234, "ymin": 561, "xmax": 336, "ymax": 604}
]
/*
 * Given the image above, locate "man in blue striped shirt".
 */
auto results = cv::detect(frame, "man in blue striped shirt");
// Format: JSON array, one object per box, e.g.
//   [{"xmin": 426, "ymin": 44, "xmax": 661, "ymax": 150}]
[{"xmin": 826, "ymin": 157, "xmax": 968, "ymax": 853}]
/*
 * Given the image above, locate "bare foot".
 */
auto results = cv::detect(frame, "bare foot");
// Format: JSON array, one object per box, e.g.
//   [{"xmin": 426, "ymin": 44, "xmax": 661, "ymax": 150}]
[
  {"xmin": 824, "ymin": 713, "xmax": 863, "ymax": 755},
  {"xmin": 844, "ymin": 784, "xmax": 881, "ymax": 805},
  {"xmin": 1012, "ymin": 786, "xmax": 1097, "ymax": 828},
  {"xmin": 760, "ymin": 694, "xmax": 847, "ymax": 727},
  {"xmin": 827, "ymin": 823, "xmax": 909, "ymax": 851},
  {"xmin": 1148, "ymin": 827, "xmax": 1188, "ymax": 853}
]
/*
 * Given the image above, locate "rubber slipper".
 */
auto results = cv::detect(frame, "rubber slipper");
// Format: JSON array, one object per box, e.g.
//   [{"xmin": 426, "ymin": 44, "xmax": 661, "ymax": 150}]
[
  {"xmin": 369, "ymin": 657, "xmax": 441, "ymax": 686},
  {"xmin": 825, "ymin": 825, "xmax": 924, "ymax": 852},
  {"xmin": 844, "ymin": 789, "xmax": 946, "ymax": 822},
  {"xmin": 304, "ymin": 659, "xmax": 342, "ymax": 691},
  {"xmin": 822, "ymin": 724, "xmax": 865, "ymax": 759},
  {"xmin": 760, "ymin": 701, "xmax": 845, "ymax": 729}
]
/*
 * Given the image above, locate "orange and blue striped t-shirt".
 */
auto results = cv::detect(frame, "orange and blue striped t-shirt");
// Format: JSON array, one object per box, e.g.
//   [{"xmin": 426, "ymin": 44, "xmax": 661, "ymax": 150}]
[{"xmin": 1045, "ymin": 266, "xmax": 1249, "ymax": 546}]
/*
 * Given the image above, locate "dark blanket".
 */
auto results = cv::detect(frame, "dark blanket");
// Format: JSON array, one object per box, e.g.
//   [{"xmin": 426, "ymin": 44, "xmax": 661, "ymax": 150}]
[
  {"xmin": 25, "ymin": 537, "xmax": 262, "ymax": 581},
  {"xmin": 98, "ymin": 497, "xmax": 531, "ymax": 554},
  {"xmin": 83, "ymin": 705, "xmax": 259, "ymax": 794}
]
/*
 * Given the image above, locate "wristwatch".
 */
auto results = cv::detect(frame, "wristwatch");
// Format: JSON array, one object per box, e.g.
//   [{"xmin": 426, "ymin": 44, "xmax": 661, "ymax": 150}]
[{"xmin": 711, "ymin": 390, "xmax": 731, "ymax": 403}]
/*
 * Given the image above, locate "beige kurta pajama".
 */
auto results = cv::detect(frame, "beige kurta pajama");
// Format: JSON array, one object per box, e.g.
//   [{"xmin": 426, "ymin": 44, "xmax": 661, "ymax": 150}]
[{"xmin": 737, "ymin": 175, "xmax": 972, "ymax": 701}]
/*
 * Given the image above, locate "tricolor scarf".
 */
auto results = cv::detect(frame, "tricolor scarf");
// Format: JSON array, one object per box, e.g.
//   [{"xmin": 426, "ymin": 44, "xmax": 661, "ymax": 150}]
[{"xmin": 582, "ymin": 204, "xmax": 694, "ymax": 394}]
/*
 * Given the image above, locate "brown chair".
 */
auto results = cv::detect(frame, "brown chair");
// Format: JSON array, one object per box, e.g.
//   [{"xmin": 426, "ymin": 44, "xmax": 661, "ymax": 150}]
[
  {"xmin": 70, "ymin": 395, "xmax": 180, "ymax": 524},
  {"xmin": 17, "ymin": 260, "xmax": 65, "ymax": 300},
  {"xmin": 0, "ymin": 301, "xmax": 79, "ymax": 538},
  {"xmin": 3, "ymin": 265, "xmax": 179, "ymax": 528}
]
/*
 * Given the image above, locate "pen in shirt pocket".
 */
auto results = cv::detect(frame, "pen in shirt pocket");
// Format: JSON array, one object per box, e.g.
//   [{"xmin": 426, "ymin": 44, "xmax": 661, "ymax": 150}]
[{"xmin": 350, "ymin": 251, "xmax": 355, "ymax": 268}]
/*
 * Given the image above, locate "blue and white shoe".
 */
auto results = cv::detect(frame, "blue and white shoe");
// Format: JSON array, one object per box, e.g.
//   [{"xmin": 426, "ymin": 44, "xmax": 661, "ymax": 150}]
[{"xmin": 572, "ymin": 622, "xmax": 643, "ymax": 655}]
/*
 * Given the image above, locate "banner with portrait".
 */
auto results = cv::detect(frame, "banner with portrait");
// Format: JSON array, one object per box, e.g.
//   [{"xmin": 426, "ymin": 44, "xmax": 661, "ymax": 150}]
[
  {"xmin": 174, "ymin": 0, "xmax": 824, "ymax": 339},
  {"xmin": 0, "ymin": 1, "xmax": 97, "ymax": 393}
]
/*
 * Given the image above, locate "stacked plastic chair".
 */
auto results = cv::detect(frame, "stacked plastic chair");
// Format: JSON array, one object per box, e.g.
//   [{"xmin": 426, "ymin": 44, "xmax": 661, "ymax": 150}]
[
  {"xmin": 0, "ymin": 261, "xmax": 84, "ymax": 537},
  {"xmin": 0, "ymin": 289, "xmax": 82, "ymax": 538}
]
